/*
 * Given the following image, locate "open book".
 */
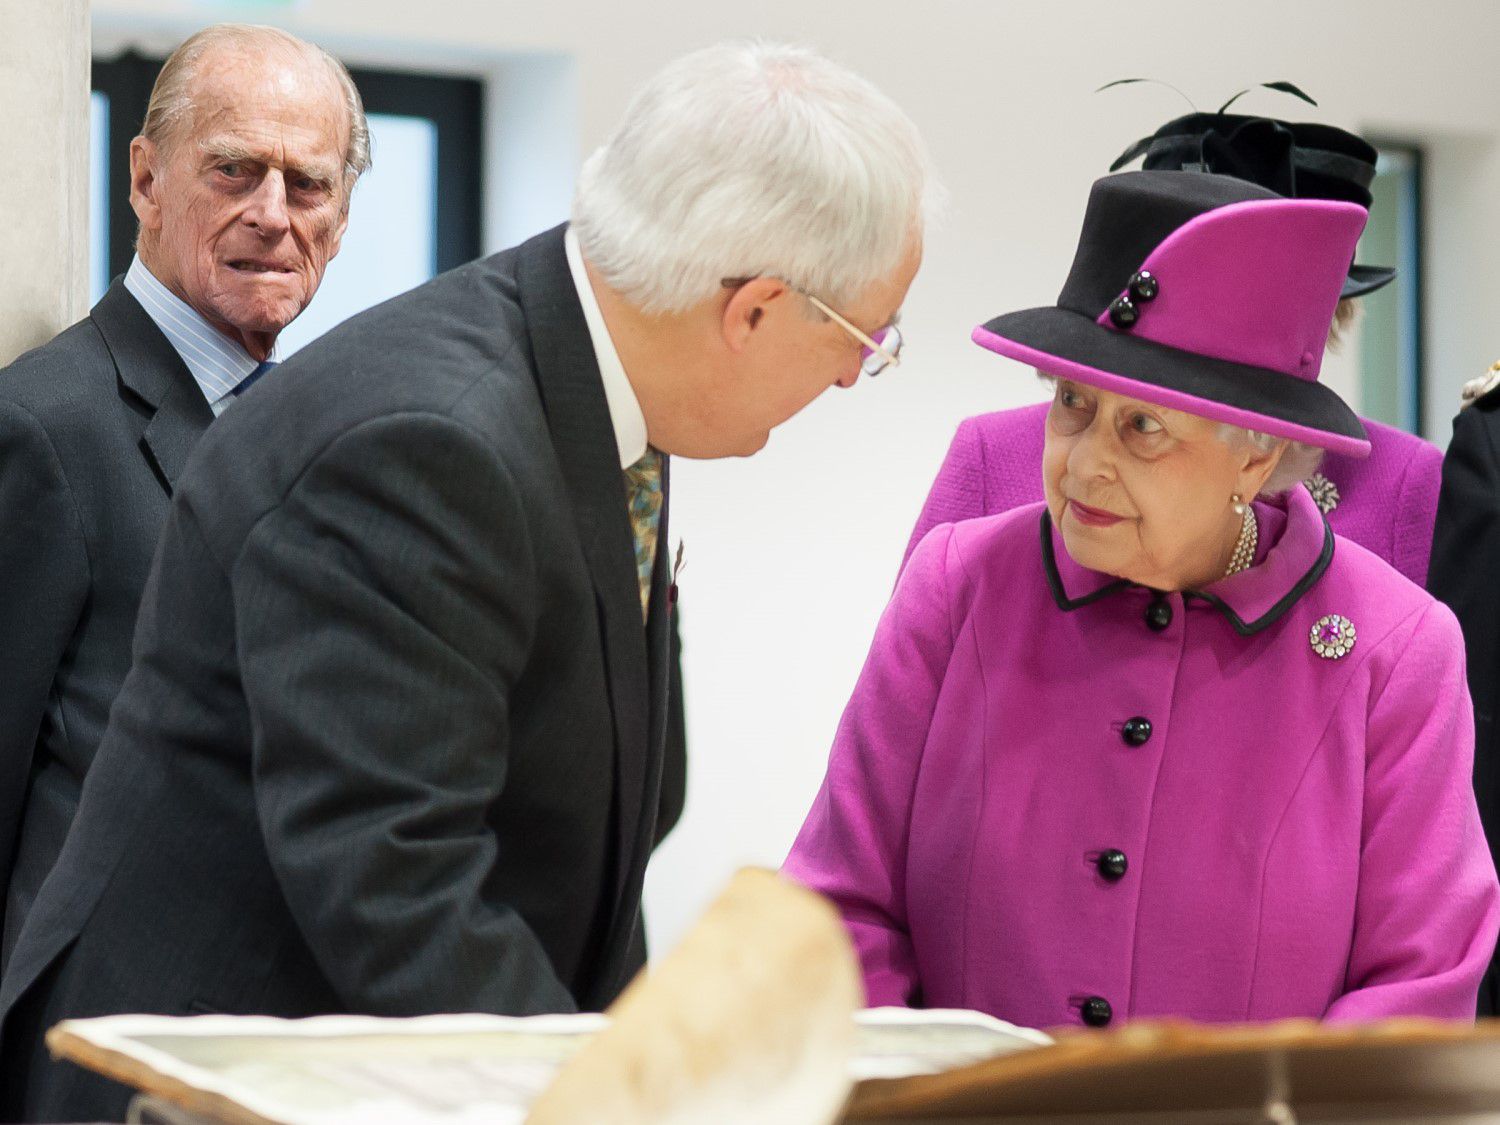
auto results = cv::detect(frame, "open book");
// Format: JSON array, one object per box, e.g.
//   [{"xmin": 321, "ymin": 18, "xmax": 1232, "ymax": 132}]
[
  {"xmin": 53, "ymin": 1008, "xmax": 1500, "ymax": 1124},
  {"xmin": 48, "ymin": 1006, "xmax": 1048, "ymax": 1125}
]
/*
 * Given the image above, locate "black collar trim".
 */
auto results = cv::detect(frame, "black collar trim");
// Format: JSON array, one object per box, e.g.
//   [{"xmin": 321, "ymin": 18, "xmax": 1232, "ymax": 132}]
[
  {"xmin": 1039, "ymin": 509, "xmax": 1335, "ymax": 635},
  {"xmin": 1040, "ymin": 511, "xmax": 1132, "ymax": 610}
]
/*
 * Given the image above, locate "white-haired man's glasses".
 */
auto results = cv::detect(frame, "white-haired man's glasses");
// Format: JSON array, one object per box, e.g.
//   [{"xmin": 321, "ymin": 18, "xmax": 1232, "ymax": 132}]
[{"xmin": 722, "ymin": 277, "xmax": 904, "ymax": 377}]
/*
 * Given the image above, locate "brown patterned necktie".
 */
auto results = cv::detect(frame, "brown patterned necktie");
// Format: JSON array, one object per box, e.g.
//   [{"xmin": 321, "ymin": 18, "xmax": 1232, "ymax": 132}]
[{"xmin": 623, "ymin": 448, "xmax": 663, "ymax": 619}]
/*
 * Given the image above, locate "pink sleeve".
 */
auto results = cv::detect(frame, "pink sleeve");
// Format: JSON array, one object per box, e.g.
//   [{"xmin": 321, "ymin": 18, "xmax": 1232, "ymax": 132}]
[
  {"xmin": 899, "ymin": 420, "xmax": 987, "ymax": 577},
  {"xmin": 783, "ymin": 523, "xmax": 960, "ymax": 1007},
  {"xmin": 1325, "ymin": 602, "xmax": 1500, "ymax": 1022},
  {"xmin": 1392, "ymin": 437, "xmax": 1443, "ymax": 586}
]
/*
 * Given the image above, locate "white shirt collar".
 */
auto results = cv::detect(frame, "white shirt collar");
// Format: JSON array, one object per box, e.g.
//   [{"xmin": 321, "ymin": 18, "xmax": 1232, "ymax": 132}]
[
  {"xmin": 564, "ymin": 227, "xmax": 649, "ymax": 470},
  {"xmin": 123, "ymin": 255, "xmax": 278, "ymax": 417}
]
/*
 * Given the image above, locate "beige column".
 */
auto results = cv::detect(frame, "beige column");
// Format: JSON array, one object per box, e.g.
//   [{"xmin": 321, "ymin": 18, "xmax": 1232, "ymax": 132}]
[{"xmin": 1, "ymin": 0, "xmax": 90, "ymax": 365}]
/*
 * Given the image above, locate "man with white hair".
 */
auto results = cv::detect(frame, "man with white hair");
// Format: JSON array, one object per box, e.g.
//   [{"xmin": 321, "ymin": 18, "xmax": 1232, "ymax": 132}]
[
  {"xmin": 0, "ymin": 24, "xmax": 365, "ymax": 968},
  {"xmin": 0, "ymin": 41, "xmax": 935, "ymax": 1121}
]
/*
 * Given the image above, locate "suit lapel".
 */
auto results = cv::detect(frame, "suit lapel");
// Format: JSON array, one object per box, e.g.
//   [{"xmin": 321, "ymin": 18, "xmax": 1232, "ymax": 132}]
[
  {"xmin": 514, "ymin": 227, "xmax": 655, "ymax": 917},
  {"xmin": 92, "ymin": 281, "xmax": 214, "ymax": 493}
]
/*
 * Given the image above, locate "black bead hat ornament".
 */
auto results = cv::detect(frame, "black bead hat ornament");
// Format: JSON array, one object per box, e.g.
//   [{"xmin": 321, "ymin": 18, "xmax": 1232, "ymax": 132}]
[{"xmin": 1106, "ymin": 270, "xmax": 1159, "ymax": 329}]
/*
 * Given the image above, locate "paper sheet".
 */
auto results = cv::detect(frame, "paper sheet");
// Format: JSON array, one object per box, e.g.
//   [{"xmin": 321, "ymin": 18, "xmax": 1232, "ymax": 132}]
[{"xmin": 51, "ymin": 1007, "xmax": 1048, "ymax": 1125}]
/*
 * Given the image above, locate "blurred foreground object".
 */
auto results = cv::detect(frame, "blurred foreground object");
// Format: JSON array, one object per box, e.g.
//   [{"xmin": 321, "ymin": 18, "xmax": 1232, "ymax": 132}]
[
  {"xmin": 68, "ymin": 869, "xmax": 1500, "ymax": 1121},
  {"xmin": 527, "ymin": 867, "xmax": 862, "ymax": 1124},
  {"xmin": 848, "ymin": 1018, "xmax": 1500, "ymax": 1122},
  {"xmin": 45, "ymin": 983, "xmax": 1500, "ymax": 1120}
]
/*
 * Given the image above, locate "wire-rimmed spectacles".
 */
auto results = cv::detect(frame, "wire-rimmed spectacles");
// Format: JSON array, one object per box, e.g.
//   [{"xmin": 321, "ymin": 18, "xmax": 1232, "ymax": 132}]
[{"xmin": 721, "ymin": 277, "xmax": 903, "ymax": 377}]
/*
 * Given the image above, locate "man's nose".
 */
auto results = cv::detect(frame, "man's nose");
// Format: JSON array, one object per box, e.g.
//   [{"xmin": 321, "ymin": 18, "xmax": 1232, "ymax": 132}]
[{"xmin": 242, "ymin": 172, "xmax": 291, "ymax": 237}]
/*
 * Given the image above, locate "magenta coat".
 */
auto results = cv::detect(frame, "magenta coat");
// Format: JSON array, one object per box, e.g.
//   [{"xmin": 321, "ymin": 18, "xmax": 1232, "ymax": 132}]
[
  {"xmin": 904, "ymin": 403, "xmax": 1443, "ymax": 585},
  {"xmin": 784, "ymin": 486, "xmax": 1499, "ymax": 1028}
]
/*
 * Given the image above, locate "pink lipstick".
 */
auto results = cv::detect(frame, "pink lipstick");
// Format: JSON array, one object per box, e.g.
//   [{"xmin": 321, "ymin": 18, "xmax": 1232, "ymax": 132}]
[{"xmin": 1068, "ymin": 500, "xmax": 1125, "ymax": 528}]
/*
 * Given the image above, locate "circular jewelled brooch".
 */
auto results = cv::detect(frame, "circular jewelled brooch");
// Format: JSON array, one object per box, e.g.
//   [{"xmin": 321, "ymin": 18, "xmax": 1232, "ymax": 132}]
[{"xmin": 1310, "ymin": 614, "xmax": 1357, "ymax": 660}]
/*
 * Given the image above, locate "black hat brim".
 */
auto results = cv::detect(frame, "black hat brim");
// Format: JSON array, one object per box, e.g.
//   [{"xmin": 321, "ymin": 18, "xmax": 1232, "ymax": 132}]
[
  {"xmin": 974, "ymin": 307, "xmax": 1370, "ymax": 458},
  {"xmin": 1342, "ymin": 264, "xmax": 1397, "ymax": 299}
]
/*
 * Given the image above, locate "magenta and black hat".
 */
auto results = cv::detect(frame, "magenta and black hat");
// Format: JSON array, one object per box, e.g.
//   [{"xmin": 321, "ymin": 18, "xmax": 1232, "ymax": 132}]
[{"xmin": 973, "ymin": 170, "xmax": 1371, "ymax": 457}]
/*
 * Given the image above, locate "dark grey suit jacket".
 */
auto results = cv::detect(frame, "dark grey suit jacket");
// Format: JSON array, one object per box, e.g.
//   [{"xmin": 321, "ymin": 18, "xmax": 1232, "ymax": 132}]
[
  {"xmin": 0, "ymin": 282, "xmax": 213, "ymax": 964},
  {"xmin": 0, "ymin": 226, "xmax": 681, "ymax": 1123}
]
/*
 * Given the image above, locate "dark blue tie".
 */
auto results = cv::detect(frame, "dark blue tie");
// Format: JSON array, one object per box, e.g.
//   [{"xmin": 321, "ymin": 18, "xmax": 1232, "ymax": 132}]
[{"xmin": 232, "ymin": 360, "xmax": 278, "ymax": 397}]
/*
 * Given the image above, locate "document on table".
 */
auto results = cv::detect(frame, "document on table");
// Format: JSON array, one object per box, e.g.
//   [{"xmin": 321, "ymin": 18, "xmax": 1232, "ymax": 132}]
[{"xmin": 49, "ymin": 1007, "xmax": 1049, "ymax": 1125}]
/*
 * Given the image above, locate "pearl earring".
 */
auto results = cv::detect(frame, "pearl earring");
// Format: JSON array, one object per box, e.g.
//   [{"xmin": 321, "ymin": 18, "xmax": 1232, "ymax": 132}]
[
  {"xmin": 1225, "ymin": 495, "xmax": 1259, "ymax": 578},
  {"xmin": 1231, "ymin": 493, "xmax": 1247, "ymax": 516}
]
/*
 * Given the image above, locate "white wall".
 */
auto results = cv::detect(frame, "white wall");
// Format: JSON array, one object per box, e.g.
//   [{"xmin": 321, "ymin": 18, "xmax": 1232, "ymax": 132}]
[
  {"xmin": 3, "ymin": 0, "xmax": 90, "ymax": 364},
  {"xmin": 92, "ymin": 0, "xmax": 1500, "ymax": 957}
]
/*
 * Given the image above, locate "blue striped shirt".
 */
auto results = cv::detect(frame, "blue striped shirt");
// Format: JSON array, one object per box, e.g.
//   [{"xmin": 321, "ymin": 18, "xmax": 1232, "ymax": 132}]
[{"xmin": 124, "ymin": 256, "xmax": 279, "ymax": 417}]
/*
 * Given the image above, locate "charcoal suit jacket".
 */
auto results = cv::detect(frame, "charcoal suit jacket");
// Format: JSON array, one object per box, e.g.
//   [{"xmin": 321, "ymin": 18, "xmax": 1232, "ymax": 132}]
[
  {"xmin": 0, "ymin": 282, "xmax": 214, "ymax": 965},
  {"xmin": 0, "ymin": 225, "xmax": 681, "ymax": 1122}
]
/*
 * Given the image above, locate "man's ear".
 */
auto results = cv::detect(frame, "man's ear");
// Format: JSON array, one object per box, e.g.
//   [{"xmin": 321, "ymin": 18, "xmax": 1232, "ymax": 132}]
[
  {"xmin": 129, "ymin": 136, "xmax": 164, "ymax": 233},
  {"xmin": 720, "ymin": 277, "xmax": 788, "ymax": 353},
  {"xmin": 328, "ymin": 194, "xmax": 352, "ymax": 261}
]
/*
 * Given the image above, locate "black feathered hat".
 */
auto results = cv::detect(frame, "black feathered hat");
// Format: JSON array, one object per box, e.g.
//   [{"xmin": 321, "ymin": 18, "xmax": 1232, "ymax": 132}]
[{"xmin": 1110, "ymin": 112, "xmax": 1394, "ymax": 298}]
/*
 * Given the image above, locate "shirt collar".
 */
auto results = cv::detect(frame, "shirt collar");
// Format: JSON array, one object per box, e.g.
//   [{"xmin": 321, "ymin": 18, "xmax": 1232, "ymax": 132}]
[
  {"xmin": 123, "ymin": 255, "xmax": 278, "ymax": 417},
  {"xmin": 564, "ymin": 226, "xmax": 648, "ymax": 471},
  {"xmin": 1041, "ymin": 483, "xmax": 1334, "ymax": 636}
]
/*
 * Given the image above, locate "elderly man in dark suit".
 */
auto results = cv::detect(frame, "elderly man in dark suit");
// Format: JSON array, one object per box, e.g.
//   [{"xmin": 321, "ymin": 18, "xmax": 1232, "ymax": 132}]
[
  {"xmin": 0, "ymin": 25, "xmax": 365, "ymax": 966},
  {"xmin": 0, "ymin": 41, "xmax": 936, "ymax": 1122}
]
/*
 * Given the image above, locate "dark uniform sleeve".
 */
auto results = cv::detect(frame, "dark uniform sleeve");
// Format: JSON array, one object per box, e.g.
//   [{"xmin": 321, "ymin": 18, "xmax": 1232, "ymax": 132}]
[
  {"xmin": 1429, "ymin": 398, "xmax": 1500, "ymax": 1015},
  {"xmin": 233, "ymin": 412, "xmax": 576, "ymax": 1016},
  {"xmin": 0, "ymin": 400, "xmax": 88, "ymax": 946}
]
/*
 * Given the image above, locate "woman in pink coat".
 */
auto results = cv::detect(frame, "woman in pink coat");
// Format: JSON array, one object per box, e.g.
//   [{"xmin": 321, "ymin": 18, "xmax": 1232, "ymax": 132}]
[{"xmin": 783, "ymin": 168, "xmax": 1500, "ymax": 1030}]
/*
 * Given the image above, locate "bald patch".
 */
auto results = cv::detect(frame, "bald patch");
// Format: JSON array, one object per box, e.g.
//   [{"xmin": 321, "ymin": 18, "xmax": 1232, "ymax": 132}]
[{"xmin": 170, "ymin": 40, "xmax": 345, "ymax": 148}]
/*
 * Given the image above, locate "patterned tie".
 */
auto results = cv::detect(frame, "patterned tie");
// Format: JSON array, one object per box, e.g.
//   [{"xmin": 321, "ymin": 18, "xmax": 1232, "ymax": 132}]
[
  {"xmin": 624, "ymin": 447, "xmax": 664, "ymax": 620},
  {"xmin": 232, "ymin": 359, "xmax": 278, "ymax": 397}
]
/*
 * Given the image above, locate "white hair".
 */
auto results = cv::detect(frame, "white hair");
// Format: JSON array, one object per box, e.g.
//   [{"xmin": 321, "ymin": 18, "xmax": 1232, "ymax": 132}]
[
  {"xmin": 1216, "ymin": 425, "xmax": 1325, "ymax": 496},
  {"xmin": 571, "ymin": 41, "xmax": 943, "ymax": 316},
  {"xmin": 143, "ymin": 24, "xmax": 371, "ymax": 189},
  {"xmin": 1325, "ymin": 297, "xmax": 1360, "ymax": 353}
]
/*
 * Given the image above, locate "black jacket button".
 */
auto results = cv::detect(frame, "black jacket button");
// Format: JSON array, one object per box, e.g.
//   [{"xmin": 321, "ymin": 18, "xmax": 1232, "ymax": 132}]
[
  {"xmin": 1098, "ymin": 849, "xmax": 1129, "ymax": 880},
  {"xmin": 1122, "ymin": 717, "xmax": 1152, "ymax": 747},
  {"xmin": 1081, "ymin": 996, "xmax": 1113, "ymax": 1027},
  {"xmin": 1145, "ymin": 598, "xmax": 1172, "ymax": 631},
  {"xmin": 1107, "ymin": 296, "xmax": 1139, "ymax": 329}
]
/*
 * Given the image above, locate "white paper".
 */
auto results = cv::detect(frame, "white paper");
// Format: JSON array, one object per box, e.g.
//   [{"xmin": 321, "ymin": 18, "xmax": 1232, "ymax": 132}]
[{"xmin": 56, "ymin": 1007, "xmax": 1049, "ymax": 1125}]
